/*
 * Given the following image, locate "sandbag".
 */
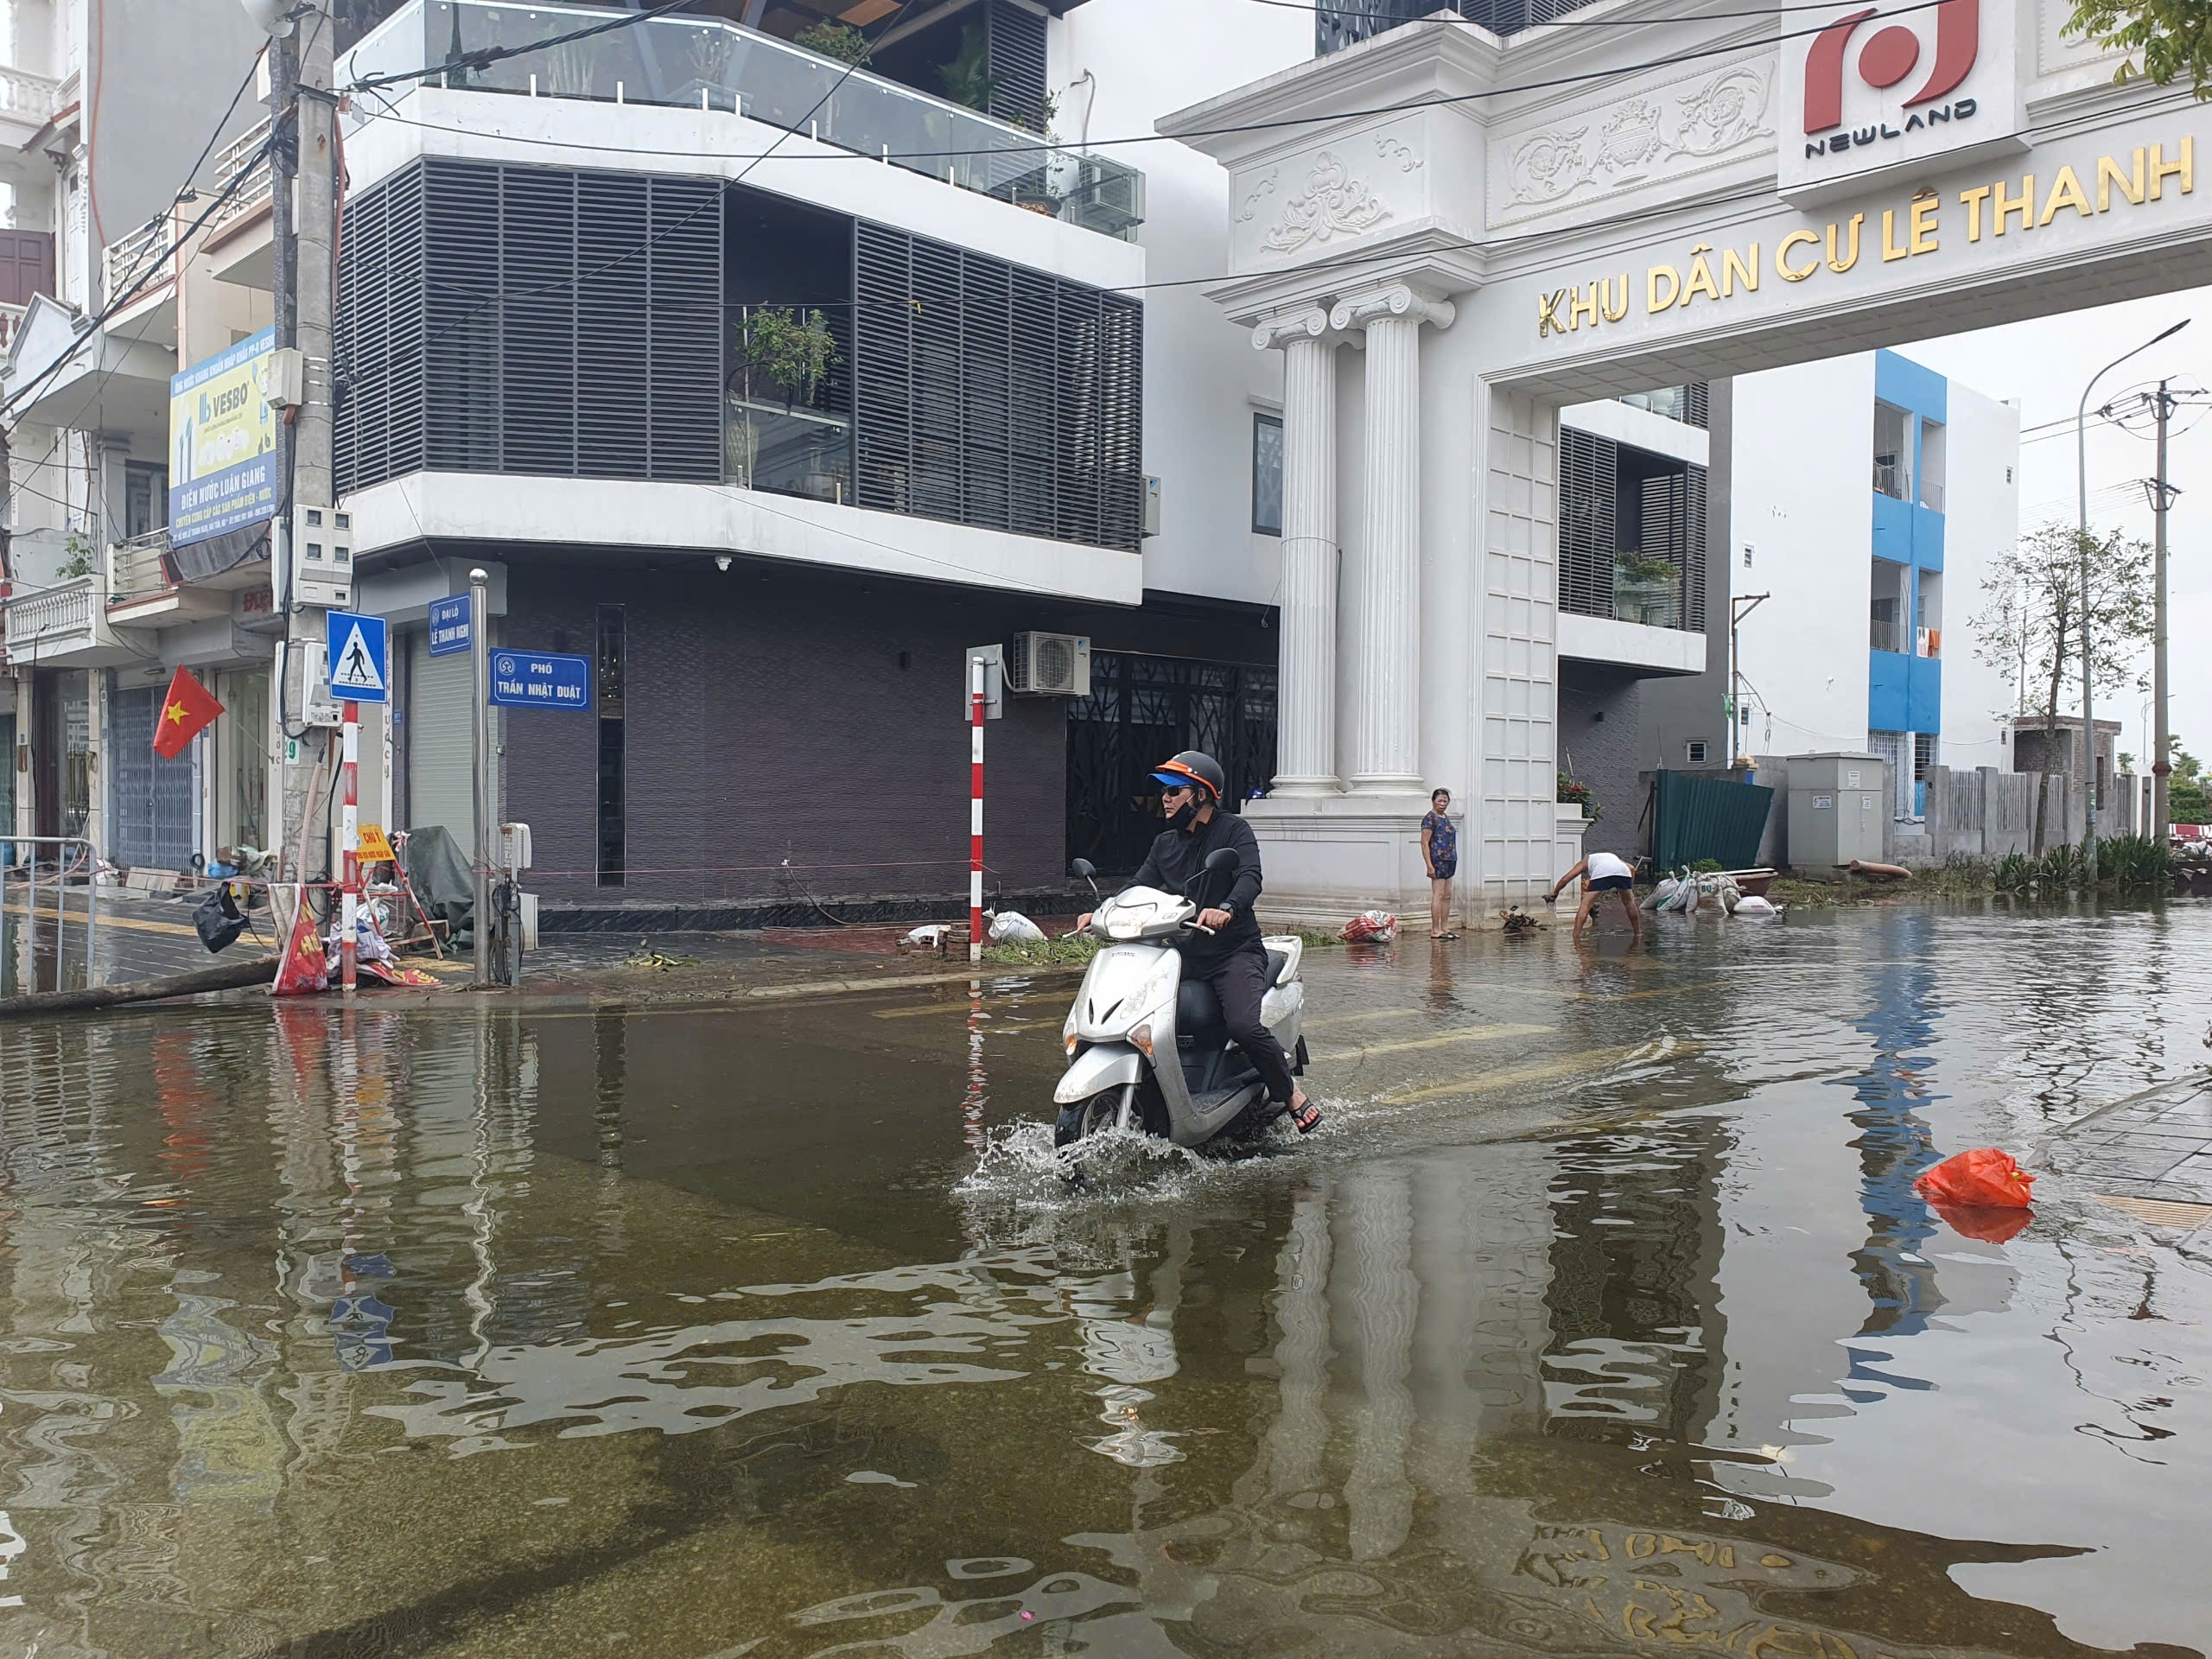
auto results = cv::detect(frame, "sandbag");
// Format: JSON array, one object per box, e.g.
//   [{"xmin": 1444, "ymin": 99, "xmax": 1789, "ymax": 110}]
[
  {"xmin": 1732, "ymin": 894, "xmax": 1777, "ymax": 917},
  {"xmin": 1915, "ymin": 1147, "xmax": 2035, "ymax": 1209},
  {"xmin": 987, "ymin": 910, "xmax": 1046, "ymax": 944},
  {"xmin": 1643, "ymin": 878, "xmax": 1677, "ymax": 912}
]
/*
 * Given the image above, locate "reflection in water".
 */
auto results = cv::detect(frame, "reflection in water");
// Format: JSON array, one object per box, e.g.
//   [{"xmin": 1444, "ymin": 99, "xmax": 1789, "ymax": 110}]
[{"xmin": 0, "ymin": 908, "xmax": 2203, "ymax": 1656}]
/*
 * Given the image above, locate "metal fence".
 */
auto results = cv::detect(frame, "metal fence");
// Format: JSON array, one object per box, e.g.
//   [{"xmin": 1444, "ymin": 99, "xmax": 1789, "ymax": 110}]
[{"xmin": 1, "ymin": 837, "xmax": 101, "ymax": 995}]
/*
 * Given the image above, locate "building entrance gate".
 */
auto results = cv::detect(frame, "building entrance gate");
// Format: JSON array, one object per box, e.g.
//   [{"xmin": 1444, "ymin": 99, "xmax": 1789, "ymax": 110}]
[{"xmin": 1166, "ymin": 0, "xmax": 2209, "ymax": 923}]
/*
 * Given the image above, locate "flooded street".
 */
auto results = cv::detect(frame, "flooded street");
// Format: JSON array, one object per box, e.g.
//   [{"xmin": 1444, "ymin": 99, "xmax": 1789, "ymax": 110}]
[{"xmin": 1, "ymin": 904, "xmax": 2209, "ymax": 1658}]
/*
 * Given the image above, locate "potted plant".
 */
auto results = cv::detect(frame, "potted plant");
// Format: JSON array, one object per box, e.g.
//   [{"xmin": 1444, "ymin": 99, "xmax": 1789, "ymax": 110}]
[
  {"xmin": 1612, "ymin": 553, "xmax": 1678, "ymax": 627},
  {"xmin": 738, "ymin": 307, "xmax": 838, "ymax": 408},
  {"xmin": 793, "ymin": 22, "xmax": 870, "ymax": 67},
  {"xmin": 1557, "ymin": 773, "xmax": 1600, "ymax": 821}
]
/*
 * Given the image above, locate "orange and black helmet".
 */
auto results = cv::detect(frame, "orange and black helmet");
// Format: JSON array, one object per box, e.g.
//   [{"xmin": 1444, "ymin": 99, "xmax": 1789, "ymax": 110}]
[{"xmin": 1151, "ymin": 750, "xmax": 1225, "ymax": 803}]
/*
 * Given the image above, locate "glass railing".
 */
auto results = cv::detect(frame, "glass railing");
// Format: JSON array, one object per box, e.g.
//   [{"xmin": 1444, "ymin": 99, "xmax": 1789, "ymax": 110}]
[
  {"xmin": 341, "ymin": 1, "xmax": 1144, "ymax": 238},
  {"xmin": 728, "ymin": 399, "xmax": 851, "ymax": 503}
]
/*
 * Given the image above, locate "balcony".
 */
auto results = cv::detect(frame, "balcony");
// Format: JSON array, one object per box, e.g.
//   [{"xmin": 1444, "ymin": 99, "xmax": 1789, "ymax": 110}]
[
  {"xmin": 0, "ymin": 301, "xmax": 22, "ymax": 352},
  {"xmin": 0, "ymin": 575, "xmax": 149, "ymax": 666},
  {"xmin": 209, "ymin": 118, "xmax": 275, "ymax": 233},
  {"xmin": 0, "ymin": 65, "xmax": 60, "ymax": 161},
  {"xmin": 342, "ymin": 1, "xmax": 1144, "ymax": 238}
]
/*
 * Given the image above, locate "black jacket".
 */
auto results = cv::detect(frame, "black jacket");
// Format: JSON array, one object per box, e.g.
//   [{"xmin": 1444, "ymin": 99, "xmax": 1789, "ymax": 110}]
[{"xmin": 1126, "ymin": 808, "xmax": 1265, "ymax": 966}]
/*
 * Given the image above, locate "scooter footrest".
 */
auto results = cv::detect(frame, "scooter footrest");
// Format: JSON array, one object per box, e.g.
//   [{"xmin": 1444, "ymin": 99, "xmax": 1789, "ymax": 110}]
[{"xmin": 1190, "ymin": 1087, "xmax": 1248, "ymax": 1114}]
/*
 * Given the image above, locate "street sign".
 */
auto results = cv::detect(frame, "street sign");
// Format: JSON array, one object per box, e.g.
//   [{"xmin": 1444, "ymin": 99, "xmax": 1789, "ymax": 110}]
[
  {"xmin": 427, "ymin": 594, "xmax": 472, "ymax": 657},
  {"xmin": 489, "ymin": 650, "xmax": 593, "ymax": 712},
  {"xmin": 357, "ymin": 823, "xmax": 396, "ymax": 862},
  {"xmin": 325, "ymin": 611, "xmax": 388, "ymax": 705}
]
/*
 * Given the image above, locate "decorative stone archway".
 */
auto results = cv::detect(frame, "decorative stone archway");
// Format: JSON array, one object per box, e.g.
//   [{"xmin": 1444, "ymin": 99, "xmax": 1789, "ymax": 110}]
[{"xmin": 1163, "ymin": 0, "xmax": 2208, "ymax": 923}]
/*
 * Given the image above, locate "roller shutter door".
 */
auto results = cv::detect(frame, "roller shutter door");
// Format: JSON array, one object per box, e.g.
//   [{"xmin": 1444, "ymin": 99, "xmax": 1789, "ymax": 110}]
[{"xmin": 407, "ymin": 630, "xmax": 474, "ymax": 849}]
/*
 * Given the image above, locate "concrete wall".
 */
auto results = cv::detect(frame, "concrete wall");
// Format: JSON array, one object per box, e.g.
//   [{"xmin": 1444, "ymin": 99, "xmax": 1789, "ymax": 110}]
[
  {"xmin": 499, "ymin": 558, "xmax": 1274, "ymax": 913},
  {"xmin": 1055, "ymin": 0, "xmax": 1311, "ymax": 609},
  {"xmin": 1638, "ymin": 378, "xmax": 1731, "ymax": 771},
  {"xmin": 1557, "ymin": 662, "xmax": 1642, "ymax": 861},
  {"xmin": 1730, "ymin": 354, "xmax": 1879, "ymax": 755},
  {"xmin": 1933, "ymin": 380, "xmax": 2021, "ymax": 772},
  {"xmin": 90, "ymin": 0, "xmax": 271, "ymax": 277}
]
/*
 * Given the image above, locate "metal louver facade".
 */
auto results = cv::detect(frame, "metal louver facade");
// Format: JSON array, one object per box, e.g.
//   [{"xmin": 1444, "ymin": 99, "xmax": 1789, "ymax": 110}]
[
  {"xmin": 985, "ymin": 0, "xmax": 1050, "ymax": 134},
  {"xmin": 1558, "ymin": 427, "xmax": 1707, "ymax": 635},
  {"xmin": 1316, "ymin": 0, "xmax": 1595, "ymax": 54},
  {"xmin": 337, "ymin": 157, "xmax": 723, "ymax": 495},
  {"xmin": 854, "ymin": 222, "xmax": 1144, "ymax": 552}
]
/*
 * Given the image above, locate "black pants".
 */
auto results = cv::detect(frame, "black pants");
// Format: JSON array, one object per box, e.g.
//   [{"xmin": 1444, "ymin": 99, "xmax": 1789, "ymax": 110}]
[{"xmin": 1193, "ymin": 944, "xmax": 1298, "ymax": 1104}]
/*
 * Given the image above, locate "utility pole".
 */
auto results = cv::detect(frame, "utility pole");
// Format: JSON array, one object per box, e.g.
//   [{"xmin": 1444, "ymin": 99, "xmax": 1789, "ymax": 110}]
[
  {"xmin": 271, "ymin": 3, "xmax": 339, "ymax": 894},
  {"xmin": 2149, "ymin": 380, "xmax": 2177, "ymax": 845},
  {"xmin": 470, "ymin": 567, "xmax": 492, "ymax": 988},
  {"xmin": 1727, "ymin": 593, "xmax": 1769, "ymax": 768}
]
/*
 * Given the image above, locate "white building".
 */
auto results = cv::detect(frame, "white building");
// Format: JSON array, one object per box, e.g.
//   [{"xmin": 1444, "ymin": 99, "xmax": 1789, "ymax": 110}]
[{"xmin": 1728, "ymin": 349, "xmax": 2020, "ymax": 819}]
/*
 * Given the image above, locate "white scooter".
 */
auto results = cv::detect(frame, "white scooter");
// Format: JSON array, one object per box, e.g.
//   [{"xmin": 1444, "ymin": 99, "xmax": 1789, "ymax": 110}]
[{"xmin": 1053, "ymin": 851, "xmax": 1309, "ymax": 1156}]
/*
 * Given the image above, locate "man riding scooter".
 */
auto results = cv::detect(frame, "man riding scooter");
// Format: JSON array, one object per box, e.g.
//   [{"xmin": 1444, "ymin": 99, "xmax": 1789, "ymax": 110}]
[{"xmin": 1077, "ymin": 752, "xmax": 1322, "ymax": 1135}]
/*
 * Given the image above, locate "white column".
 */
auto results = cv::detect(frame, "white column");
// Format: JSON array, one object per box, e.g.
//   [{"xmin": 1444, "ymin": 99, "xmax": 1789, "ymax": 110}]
[
  {"xmin": 1252, "ymin": 306, "xmax": 1340, "ymax": 795},
  {"xmin": 1332, "ymin": 283, "xmax": 1453, "ymax": 794}
]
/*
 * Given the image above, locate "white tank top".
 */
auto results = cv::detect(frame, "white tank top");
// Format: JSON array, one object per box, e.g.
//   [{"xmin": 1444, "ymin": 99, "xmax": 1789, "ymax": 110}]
[{"xmin": 1586, "ymin": 852, "xmax": 1633, "ymax": 883}]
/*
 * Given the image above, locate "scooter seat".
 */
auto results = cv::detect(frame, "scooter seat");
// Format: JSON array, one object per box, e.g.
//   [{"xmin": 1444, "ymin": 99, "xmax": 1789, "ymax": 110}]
[
  {"xmin": 1178, "ymin": 976, "xmax": 1227, "ymax": 1045},
  {"xmin": 1265, "ymin": 948, "xmax": 1291, "ymax": 988}
]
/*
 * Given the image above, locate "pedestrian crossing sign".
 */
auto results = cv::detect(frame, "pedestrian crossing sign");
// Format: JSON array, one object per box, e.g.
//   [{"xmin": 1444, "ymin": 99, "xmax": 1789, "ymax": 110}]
[{"xmin": 325, "ymin": 611, "xmax": 388, "ymax": 704}]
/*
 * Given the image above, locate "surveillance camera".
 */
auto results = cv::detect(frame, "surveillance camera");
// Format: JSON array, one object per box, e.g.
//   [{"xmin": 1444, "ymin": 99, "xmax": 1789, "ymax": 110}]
[
  {"xmin": 715, "ymin": 556, "xmax": 732, "ymax": 572},
  {"xmin": 240, "ymin": 0, "xmax": 295, "ymax": 38}
]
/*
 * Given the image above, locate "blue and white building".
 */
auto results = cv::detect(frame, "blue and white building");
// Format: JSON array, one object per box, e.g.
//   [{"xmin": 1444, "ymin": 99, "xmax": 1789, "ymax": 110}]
[{"xmin": 1724, "ymin": 348, "xmax": 2020, "ymax": 820}]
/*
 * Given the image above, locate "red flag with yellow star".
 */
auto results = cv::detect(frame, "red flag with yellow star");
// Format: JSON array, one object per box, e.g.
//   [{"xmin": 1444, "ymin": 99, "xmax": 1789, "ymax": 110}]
[{"xmin": 151, "ymin": 667, "xmax": 223, "ymax": 760}]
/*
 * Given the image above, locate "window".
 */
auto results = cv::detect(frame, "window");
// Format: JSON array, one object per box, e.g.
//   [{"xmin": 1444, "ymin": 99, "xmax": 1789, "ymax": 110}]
[
  {"xmin": 1252, "ymin": 412, "xmax": 1283, "ymax": 536},
  {"xmin": 1872, "ymin": 401, "xmax": 1911, "ymax": 499},
  {"xmin": 596, "ymin": 605, "xmax": 626, "ymax": 888},
  {"xmin": 1917, "ymin": 419, "xmax": 1947, "ymax": 510},
  {"xmin": 123, "ymin": 462, "xmax": 168, "ymax": 538},
  {"xmin": 1870, "ymin": 558, "xmax": 1907, "ymax": 652},
  {"xmin": 1914, "ymin": 733, "xmax": 1937, "ymax": 780},
  {"xmin": 1685, "ymin": 740, "xmax": 1708, "ymax": 764}
]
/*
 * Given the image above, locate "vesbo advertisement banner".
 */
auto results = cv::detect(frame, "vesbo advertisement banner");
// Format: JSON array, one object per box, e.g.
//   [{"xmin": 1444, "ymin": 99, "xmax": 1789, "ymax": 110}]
[{"xmin": 168, "ymin": 327, "xmax": 277, "ymax": 548}]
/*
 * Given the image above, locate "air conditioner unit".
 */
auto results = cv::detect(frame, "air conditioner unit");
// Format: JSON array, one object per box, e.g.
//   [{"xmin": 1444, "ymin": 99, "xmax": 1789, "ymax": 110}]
[{"xmin": 1006, "ymin": 631, "xmax": 1090, "ymax": 696}]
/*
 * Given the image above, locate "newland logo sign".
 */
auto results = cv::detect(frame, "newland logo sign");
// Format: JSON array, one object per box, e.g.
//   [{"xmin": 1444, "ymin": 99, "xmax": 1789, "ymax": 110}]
[{"xmin": 1778, "ymin": 0, "xmax": 2021, "ymax": 197}]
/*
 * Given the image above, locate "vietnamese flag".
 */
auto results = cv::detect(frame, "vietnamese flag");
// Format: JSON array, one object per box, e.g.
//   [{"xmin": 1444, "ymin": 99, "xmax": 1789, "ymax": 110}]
[{"xmin": 152, "ymin": 667, "xmax": 223, "ymax": 760}]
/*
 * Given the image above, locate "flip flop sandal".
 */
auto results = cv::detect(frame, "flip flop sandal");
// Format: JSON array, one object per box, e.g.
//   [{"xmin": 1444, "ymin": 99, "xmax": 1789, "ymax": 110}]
[{"xmin": 1289, "ymin": 1100, "xmax": 1323, "ymax": 1135}]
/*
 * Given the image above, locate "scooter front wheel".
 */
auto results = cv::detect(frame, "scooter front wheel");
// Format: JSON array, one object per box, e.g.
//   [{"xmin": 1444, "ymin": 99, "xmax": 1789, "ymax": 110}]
[{"xmin": 1054, "ymin": 1090, "xmax": 1124, "ymax": 1149}]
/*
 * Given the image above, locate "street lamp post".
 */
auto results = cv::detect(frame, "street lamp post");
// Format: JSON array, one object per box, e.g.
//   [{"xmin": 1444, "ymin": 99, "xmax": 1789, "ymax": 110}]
[{"xmin": 2075, "ymin": 317, "xmax": 2188, "ymax": 884}]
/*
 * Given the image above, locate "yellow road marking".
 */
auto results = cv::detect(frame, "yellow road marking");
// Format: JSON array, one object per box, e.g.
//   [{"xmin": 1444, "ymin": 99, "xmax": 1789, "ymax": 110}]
[
  {"xmin": 1319, "ymin": 1022, "xmax": 1554, "ymax": 1060},
  {"xmin": 3, "ymin": 900, "xmax": 202, "ymax": 940},
  {"xmin": 1375, "ymin": 1038, "xmax": 1697, "ymax": 1104}
]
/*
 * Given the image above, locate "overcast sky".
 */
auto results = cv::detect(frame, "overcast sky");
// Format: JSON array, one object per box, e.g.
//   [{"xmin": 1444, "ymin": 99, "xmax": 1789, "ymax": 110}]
[{"xmin": 1901, "ymin": 285, "xmax": 2212, "ymax": 775}]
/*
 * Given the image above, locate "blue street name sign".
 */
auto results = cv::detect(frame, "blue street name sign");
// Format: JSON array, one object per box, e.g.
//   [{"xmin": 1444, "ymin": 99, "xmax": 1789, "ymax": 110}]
[
  {"xmin": 489, "ymin": 649, "xmax": 593, "ymax": 712},
  {"xmin": 324, "ymin": 610, "xmax": 389, "ymax": 705},
  {"xmin": 427, "ymin": 594, "xmax": 472, "ymax": 657}
]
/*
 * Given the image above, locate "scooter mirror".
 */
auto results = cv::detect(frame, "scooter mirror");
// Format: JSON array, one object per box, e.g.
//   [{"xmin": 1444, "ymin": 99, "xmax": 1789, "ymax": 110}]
[
  {"xmin": 1203, "ymin": 848, "xmax": 1240, "ymax": 874},
  {"xmin": 1070, "ymin": 859, "xmax": 1096, "ymax": 880}
]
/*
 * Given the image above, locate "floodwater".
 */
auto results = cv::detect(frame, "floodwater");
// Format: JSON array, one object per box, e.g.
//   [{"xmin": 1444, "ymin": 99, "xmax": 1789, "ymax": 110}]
[{"xmin": 0, "ymin": 904, "xmax": 2209, "ymax": 1658}]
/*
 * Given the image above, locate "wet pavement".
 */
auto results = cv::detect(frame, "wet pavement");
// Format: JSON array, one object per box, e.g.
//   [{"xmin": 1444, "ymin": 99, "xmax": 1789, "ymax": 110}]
[{"xmin": 0, "ymin": 900, "xmax": 2209, "ymax": 1656}]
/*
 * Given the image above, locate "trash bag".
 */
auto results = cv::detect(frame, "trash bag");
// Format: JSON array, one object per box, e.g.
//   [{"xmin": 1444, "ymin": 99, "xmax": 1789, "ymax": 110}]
[
  {"xmin": 1342, "ymin": 910, "xmax": 1398, "ymax": 944},
  {"xmin": 1642, "ymin": 878, "xmax": 1677, "ymax": 912},
  {"xmin": 192, "ymin": 885, "xmax": 249, "ymax": 954},
  {"xmin": 987, "ymin": 909, "xmax": 1046, "ymax": 944},
  {"xmin": 1914, "ymin": 1147, "xmax": 2035, "ymax": 1209}
]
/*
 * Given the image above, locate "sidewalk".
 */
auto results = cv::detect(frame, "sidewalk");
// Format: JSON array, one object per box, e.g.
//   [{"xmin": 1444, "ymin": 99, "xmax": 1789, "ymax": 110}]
[{"xmin": 2047, "ymin": 1074, "xmax": 2212, "ymax": 1230}]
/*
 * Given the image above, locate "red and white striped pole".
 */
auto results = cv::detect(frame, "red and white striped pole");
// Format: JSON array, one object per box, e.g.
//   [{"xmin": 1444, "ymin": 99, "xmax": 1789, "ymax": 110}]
[
  {"xmin": 969, "ymin": 654, "xmax": 984, "ymax": 963},
  {"xmin": 340, "ymin": 702, "xmax": 359, "ymax": 994}
]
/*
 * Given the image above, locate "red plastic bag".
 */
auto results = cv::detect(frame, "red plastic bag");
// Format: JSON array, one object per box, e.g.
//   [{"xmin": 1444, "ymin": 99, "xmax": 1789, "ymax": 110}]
[
  {"xmin": 1341, "ymin": 910, "xmax": 1398, "ymax": 944},
  {"xmin": 1915, "ymin": 1147, "xmax": 2035, "ymax": 1209}
]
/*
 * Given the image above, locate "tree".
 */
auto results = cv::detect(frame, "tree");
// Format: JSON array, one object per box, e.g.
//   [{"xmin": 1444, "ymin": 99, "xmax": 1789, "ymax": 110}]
[
  {"xmin": 1974, "ymin": 521, "xmax": 2154, "ymax": 847},
  {"xmin": 2065, "ymin": 0, "xmax": 2212, "ymax": 98},
  {"xmin": 2171, "ymin": 740, "xmax": 2210, "ymax": 823}
]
